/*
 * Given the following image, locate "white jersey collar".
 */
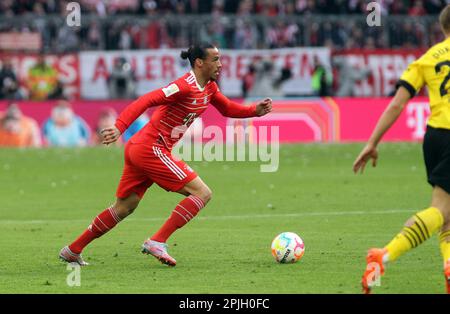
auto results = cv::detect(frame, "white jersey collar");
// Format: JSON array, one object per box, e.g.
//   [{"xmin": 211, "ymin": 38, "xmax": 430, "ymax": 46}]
[{"xmin": 189, "ymin": 70, "xmax": 209, "ymax": 92}]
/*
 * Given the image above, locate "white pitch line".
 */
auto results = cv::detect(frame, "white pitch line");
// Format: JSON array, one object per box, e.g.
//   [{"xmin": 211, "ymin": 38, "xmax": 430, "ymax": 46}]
[{"xmin": 0, "ymin": 209, "xmax": 413, "ymax": 225}]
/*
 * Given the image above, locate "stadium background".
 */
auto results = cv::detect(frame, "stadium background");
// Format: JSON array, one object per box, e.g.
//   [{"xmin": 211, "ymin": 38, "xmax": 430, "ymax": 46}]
[{"xmin": 0, "ymin": 0, "xmax": 448, "ymax": 294}]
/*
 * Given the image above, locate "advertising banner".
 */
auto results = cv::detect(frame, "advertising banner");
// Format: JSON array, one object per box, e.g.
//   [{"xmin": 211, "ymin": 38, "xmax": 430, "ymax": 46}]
[
  {"xmin": 333, "ymin": 49, "xmax": 426, "ymax": 97},
  {"xmin": 0, "ymin": 53, "xmax": 80, "ymax": 99},
  {"xmin": 79, "ymin": 48, "xmax": 330, "ymax": 99},
  {"xmin": 0, "ymin": 96, "xmax": 431, "ymax": 144}
]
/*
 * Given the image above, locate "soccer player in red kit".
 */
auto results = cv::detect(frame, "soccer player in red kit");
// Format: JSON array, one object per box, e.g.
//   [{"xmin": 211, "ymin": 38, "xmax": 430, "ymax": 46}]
[{"xmin": 59, "ymin": 43, "xmax": 272, "ymax": 266}]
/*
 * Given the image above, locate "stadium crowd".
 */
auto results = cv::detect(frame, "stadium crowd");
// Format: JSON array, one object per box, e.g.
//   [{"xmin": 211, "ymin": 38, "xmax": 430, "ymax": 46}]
[
  {"xmin": 0, "ymin": 0, "xmax": 446, "ymax": 16},
  {"xmin": 0, "ymin": 0, "xmax": 446, "ymax": 102},
  {"xmin": 0, "ymin": 0, "xmax": 447, "ymax": 51}
]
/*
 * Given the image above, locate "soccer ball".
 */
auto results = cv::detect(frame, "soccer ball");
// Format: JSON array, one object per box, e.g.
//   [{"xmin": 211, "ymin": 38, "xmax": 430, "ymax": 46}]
[{"xmin": 271, "ymin": 232, "xmax": 305, "ymax": 263}]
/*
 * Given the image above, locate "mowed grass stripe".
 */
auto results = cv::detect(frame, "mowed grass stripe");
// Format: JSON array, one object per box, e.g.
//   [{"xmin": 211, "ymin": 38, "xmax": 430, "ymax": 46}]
[{"xmin": 0, "ymin": 208, "xmax": 414, "ymax": 224}]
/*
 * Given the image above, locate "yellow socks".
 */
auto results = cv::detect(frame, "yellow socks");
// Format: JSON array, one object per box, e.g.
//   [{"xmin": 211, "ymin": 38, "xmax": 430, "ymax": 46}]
[
  {"xmin": 440, "ymin": 230, "xmax": 450, "ymax": 265},
  {"xmin": 385, "ymin": 207, "xmax": 444, "ymax": 262}
]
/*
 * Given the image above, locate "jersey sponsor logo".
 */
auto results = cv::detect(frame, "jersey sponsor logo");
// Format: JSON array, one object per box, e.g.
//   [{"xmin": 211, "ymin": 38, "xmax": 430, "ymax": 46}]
[{"xmin": 162, "ymin": 83, "xmax": 180, "ymax": 97}]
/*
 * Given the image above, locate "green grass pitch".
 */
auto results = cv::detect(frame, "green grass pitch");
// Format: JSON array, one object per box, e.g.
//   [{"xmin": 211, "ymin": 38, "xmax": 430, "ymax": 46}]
[{"xmin": 0, "ymin": 143, "xmax": 446, "ymax": 293}]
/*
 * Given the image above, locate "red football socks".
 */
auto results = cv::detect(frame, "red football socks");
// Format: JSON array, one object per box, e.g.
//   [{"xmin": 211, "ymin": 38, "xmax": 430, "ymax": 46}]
[
  {"xmin": 151, "ymin": 195, "xmax": 205, "ymax": 243},
  {"xmin": 69, "ymin": 207, "xmax": 122, "ymax": 254}
]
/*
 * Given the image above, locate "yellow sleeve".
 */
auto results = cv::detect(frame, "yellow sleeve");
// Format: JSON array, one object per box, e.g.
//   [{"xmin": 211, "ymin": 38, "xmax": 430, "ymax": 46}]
[{"xmin": 397, "ymin": 61, "xmax": 425, "ymax": 98}]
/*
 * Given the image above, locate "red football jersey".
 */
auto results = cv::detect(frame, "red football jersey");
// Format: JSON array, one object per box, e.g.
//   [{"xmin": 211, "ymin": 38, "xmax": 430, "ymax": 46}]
[{"xmin": 115, "ymin": 71, "xmax": 257, "ymax": 150}]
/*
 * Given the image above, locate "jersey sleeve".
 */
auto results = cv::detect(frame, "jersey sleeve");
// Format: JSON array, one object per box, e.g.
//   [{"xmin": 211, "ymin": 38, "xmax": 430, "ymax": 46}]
[
  {"xmin": 396, "ymin": 60, "xmax": 425, "ymax": 98},
  {"xmin": 210, "ymin": 84, "xmax": 257, "ymax": 118},
  {"xmin": 115, "ymin": 82, "xmax": 183, "ymax": 133}
]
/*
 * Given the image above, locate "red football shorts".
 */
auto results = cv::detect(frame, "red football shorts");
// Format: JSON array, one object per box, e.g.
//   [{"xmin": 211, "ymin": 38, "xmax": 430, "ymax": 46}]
[{"xmin": 116, "ymin": 142, "xmax": 197, "ymax": 199}]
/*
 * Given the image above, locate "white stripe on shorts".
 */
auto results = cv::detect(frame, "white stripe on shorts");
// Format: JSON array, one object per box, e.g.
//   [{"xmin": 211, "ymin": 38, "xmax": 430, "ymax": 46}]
[
  {"xmin": 155, "ymin": 147, "xmax": 187, "ymax": 179},
  {"xmin": 156, "ymin": 146, "xmax": 187, "ymax": 179},
  {"xmin": 152, "ymin": 146, "xmax": 187, "ymax": 180}
]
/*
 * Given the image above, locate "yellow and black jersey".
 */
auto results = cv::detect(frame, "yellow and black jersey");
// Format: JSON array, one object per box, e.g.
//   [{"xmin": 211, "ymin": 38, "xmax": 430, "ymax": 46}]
[{"xmin": 398, "ymin": 37, "xmax": 450, "ymax": 130}]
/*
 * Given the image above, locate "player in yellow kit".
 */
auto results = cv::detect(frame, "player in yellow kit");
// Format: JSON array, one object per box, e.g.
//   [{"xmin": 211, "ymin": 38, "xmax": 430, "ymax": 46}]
[{"xmin": 354, "ymin": 5, "xmax": 450, "ymax": 294}]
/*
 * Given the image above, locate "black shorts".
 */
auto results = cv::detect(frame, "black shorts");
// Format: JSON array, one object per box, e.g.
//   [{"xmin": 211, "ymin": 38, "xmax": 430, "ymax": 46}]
[{"xmin": 423, "ymin": 125, "xmax": 450, "ymax": 194}]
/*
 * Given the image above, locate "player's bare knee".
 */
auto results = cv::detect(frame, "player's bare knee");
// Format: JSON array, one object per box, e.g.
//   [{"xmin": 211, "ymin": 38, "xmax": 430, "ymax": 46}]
[
  {"xmin": 203, "ymin": 188, "xmax": 212, "ymax": 204},
  {"xmin": 114, "ymin": 204, "xmax": 137, "ymax": 219},
  {"xmin": 126, "ymin": 206, "xmax": 137, "ymax": 215},
  {"xmin": 194, "ymin": 187, "xmax": 212, "ymax": 205},
  {"xmin": 112, "ymin": 204, "xmax": 126, "ymax": 218},
  {"xmin": 113, "ymin": 196, "xmax": 140, "ymax": 218}
]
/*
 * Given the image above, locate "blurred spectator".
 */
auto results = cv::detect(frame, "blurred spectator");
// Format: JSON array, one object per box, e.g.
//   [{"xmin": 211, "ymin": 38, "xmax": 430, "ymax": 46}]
[
  {"xmin": 81, "ymin": 0, "xmax": 107, "ymax": 17},
  {"xmin": 200, "ymin": 21, "xmax": 227, "ymax": 48},
  {"xmin": 274, "ymin": 66, "xmax": 293, "ymax": 93},
  {"xmin": 333, "ymin": 55, "xmax": 371, "ymax": 97},
  {"xmin": 397, "ymin": 22, "xmax": 420, "ymax": 48},
  {"xmin": 409, "ymin": 0, "xmax": 427, "ymax": 16},
  {"xmin": 92, "ymin": 107, "xmax": 122, "ymax": 145},
  {"xmin": 85, "ymin": 21, "xmax": 102, "ymax": 49},
  {"xmin": 107, "ymin": 57, "xmax": 137, "ymax": 99},
  {"xmin": 247, "ymin": 58, "xmax": 292, "ymax": 97},
  {"xmin": 347, "ymin": 0, "xmax": 366, "ymax": 14},
  {"xmin": 429, "ymin": 20, "xmax": 446, "ymax": 44},
  {"xmin": 266, "ymin": 20, "xmax": 299, "ymax": 48},
  {"xmin": 0, "ymin": 103, "xmax": 41, "ymax": 147},
  {"xmin": 364, "ymin": 37, "xmax": 377, "ymax": 50},
  {"xmin": 42, "ymin": 101, "xmax": 90, "ymax": 147},
  {"xmin": 234, "ymin": 19, "xmax": 258, "ymax": 49},
  {"xmin": 241, "ymin": 63, "xmax": 256, "ymax": 98},
  {"xmin": 0, "ymin": 59, "xmax": 22, "ymax": 100},
  {"xmin": 297, "ymin": 0, "xmax": 318, "ymax": 14},
  {"xmin": 56, "ymin": 24, "xmax": 81, "ymax": 53},
  {"xmin": 27, "ymin": 55, "xmax": 63, "ymax": 100},
  {"xmin": 237, "ymin": 0, "xmax": 253, "ymax": 16},
  {"xmin": 123, "ymin": 113, "xmax": 149, "ymax": 142},
  {"xmin": 311, "ymin": 56, "xmax": 333, "ymax": 96},
  {"xmin": 115, "ymin": 22, "xmax": 141, "ymax": 50},
  {"xmin": 145, "ymin": 19, "xmax": 163, "ymax": 49}
]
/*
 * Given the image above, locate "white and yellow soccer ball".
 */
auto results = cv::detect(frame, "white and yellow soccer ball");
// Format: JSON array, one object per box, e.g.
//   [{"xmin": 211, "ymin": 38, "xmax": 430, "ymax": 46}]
[{"xmin": 271, "ymin": 232, "xmax": 305, "ymax": 263}]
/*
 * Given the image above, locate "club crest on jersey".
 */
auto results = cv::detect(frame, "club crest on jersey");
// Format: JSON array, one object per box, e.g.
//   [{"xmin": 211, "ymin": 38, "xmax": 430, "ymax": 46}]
[{"xmin": 162, "ymin": 84, "xmax": 180, "ymax": 97}]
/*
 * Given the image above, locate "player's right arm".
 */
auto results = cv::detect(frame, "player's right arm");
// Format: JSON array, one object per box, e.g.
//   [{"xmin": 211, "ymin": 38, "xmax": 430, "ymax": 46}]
[
  {"xmin": 101, "ymin": 83, "xmax": 182, "ymax": 145},
  {"xmin": 353, "ymin": 59, "xmax": 424, "ymax": 174},
  {"xmin": 353, "ymin": 87, "xmax": 411, "ymax": 173}
]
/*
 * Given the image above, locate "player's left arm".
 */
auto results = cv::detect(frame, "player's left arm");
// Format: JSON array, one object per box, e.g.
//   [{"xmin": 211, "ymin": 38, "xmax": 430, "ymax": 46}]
[{"xmin": 211, "ymin": 89, "xmax": 272, "ymax": 118}]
